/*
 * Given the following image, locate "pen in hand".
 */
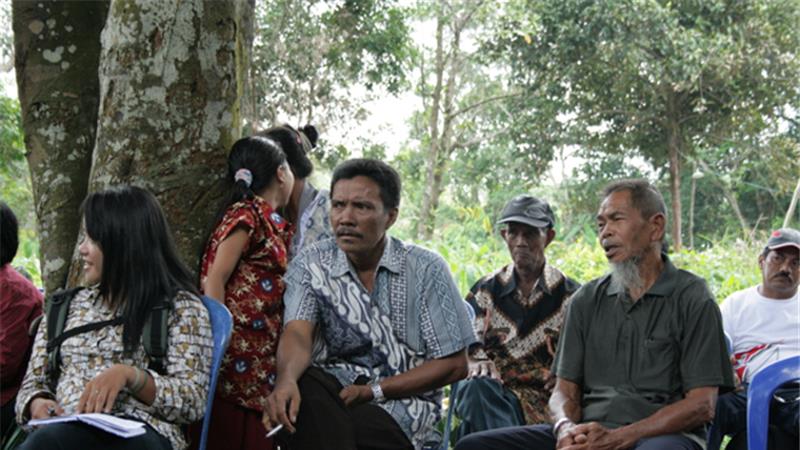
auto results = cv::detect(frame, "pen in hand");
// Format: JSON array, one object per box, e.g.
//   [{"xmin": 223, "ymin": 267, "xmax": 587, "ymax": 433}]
[
  {"xmin": 266, "ymin": 424, "xmax": 283, "ymax": 438},
  {"xmin": 47, "ymin": 406, "xmax": 57, "ymax": 417}
]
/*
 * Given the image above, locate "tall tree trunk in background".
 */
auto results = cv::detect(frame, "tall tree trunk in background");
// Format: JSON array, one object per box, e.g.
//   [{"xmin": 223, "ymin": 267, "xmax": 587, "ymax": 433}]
[
  {"xmin": 423, "ymin": 24, "xmax": 461, "ymax": 241},
  {"xmin": 665, "ymin": 93, "xmax": 683, "ymax": 251},
  {"xmin": 688, "ymin": 162, "xmax": 697, "ymax": 249},
  {"xmin": 12, "ymin": 1, "xmax": 109, "ymax": 294},
  {"xmin": 238, "ymin": 0, "xmax": 256, "ymax": 132},
  {"xmin": 64, "ymin": 0, "xmax": 253, "ymax": 285},
  {"xmin": 785, "ymin": 177, "xmax": 800, "ymax": 228},
  {"xmin": 417, "ymin": 6, "xmax": 445, "ymax": 240}
]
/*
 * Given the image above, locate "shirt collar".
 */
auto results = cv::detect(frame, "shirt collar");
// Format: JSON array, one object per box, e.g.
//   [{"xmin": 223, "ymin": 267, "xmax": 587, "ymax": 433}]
[
  {"xmin": 331, "ymin": 235, "xmax": 401, "ymax": 278},
  {"xmin": 606, "ymin": 254, "xmax": 677, "ymax": 297},
  {"xmin": 498, "ymin": 263, "xmax": 553, "ymax": 298}
]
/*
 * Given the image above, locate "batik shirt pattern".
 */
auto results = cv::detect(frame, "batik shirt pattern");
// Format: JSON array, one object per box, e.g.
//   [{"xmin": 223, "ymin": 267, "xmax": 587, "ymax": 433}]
[
  {"xmin": 16, "ymin": 288, "xmax": 213, "ymax": 450},
  {"xmin": 284, "ymin": 237, "xmax": 477, "ymax": 449},
  {"xmin": 467, "ymin": 264, "xmax": 579, "ymax": 424},
  {"xmin": 200, "ymin": 197, "xmax": 292, "ymax": 411}
]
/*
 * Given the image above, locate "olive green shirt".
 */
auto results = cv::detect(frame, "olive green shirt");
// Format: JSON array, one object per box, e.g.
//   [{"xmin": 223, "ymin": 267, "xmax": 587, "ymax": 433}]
[{"xmin": 553, "ymin": 256, "xmax": 734, "ymax": 447}]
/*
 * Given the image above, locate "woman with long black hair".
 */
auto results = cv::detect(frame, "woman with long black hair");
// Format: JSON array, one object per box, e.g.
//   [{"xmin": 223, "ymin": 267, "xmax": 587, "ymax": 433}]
[{"xmin": 16, "ymin": 185, "xmax": 213, "ymax": 450}]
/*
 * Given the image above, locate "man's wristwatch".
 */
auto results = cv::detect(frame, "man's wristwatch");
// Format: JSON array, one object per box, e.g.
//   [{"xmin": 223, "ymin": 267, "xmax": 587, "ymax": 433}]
[
  {"xmin": 553, "ymin": 417, "xmax": 574, "ymax": 437},
  {"xmin": 369, "ymin": 381, "xmax": 386, "ymax": 403}
]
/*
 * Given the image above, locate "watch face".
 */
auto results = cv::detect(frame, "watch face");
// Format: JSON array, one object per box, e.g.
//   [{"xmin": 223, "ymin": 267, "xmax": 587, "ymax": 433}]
[{"xmin": 370, "ymin": 383, "xmax": 384, "ymax": 402}]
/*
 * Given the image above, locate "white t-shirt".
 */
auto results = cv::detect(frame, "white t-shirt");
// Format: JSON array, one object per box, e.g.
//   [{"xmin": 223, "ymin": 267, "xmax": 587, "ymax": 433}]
[{"xmin": 719, "ymin": 286, "xmax": 800, "ymax": 383}]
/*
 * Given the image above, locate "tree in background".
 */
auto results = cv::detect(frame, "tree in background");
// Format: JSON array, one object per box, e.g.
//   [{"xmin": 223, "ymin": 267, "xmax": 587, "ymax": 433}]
[
  {"xmin": 409, "ymin": 0, "xmax": 555, "ymax": 240},
  {"xmin": 248, "ymin": 0, "xmax": 410, "ymax": 150},
  {"xmin": 12, "ymin": 1, "xmax": 108, "ymax": 292},
  {"xmin": 13, "ymin": 0, "xmax": 253, "ymax": 292},
  {"xmin": 494, "ymin": 0, "xmax": 800, "ymax": 249}
]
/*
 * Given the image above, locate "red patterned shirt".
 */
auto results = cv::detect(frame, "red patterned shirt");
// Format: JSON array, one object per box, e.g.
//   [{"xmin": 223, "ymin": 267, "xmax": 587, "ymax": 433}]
[{"xmin": 200, "ymin": 197, "xmax": 292, "ymax": 410}]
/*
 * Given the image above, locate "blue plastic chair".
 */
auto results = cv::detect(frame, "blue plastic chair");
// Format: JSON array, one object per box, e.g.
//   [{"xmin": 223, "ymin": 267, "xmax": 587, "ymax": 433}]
[
  {"xmin": 746, "ymin": 355, "xmax": 800, "ymax": 450},
  {"xmin": 198, "ymin": 296, "xmax": 233, "ymax": 450}
]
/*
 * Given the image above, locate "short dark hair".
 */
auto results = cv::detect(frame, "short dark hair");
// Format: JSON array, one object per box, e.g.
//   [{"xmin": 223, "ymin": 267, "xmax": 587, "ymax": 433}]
[
  {"xmin": 1, "ymin": 202, "xmax": 19, "ymax": 266},
  {"xmin": 601, "ymin": 179, "xmax": 667, "ymax": 220},
  {"xmin": 257, "ymin": 124, "xmax": 318, "ymax": 179},
  {"xmin": 83, "ymin": 185, "xmax": 197, "ymax": 352},
  {"xmin": 331, "ymin": 159, "xmax": 401, "ymax": 210}
]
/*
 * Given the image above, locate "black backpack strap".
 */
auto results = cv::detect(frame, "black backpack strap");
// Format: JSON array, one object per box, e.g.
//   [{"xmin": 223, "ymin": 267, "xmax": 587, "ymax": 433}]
[
  {"xmin": 44, "ymin": 288, "xmax": 82, "ymax": 392},
  {"xmin": 46, "ymin": 317, "xmax": 124, "ymax": 354},
  {"xmin": 143, "ymin": 300, "xmax": 171, "ymax": 375}
]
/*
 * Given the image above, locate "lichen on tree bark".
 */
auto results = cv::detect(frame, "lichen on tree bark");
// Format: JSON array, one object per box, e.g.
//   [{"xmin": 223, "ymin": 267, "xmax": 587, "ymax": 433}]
[{"xmin": 12, "ymin": 0, "xmax": 109, "ymax": 293}]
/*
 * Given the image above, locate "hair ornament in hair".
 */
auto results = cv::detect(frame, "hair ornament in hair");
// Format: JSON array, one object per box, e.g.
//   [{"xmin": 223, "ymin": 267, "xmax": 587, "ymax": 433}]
[{"xmin": 234, "ymin": 168, "xmax": 253, "ymax": 187}]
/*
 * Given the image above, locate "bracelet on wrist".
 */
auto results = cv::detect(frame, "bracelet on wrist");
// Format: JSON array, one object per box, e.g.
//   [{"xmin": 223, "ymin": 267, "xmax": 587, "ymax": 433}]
[
  {"xmin": 129, "ymin": 367, "xmax": 146, "ymax": 394},
  {"xmin": 553, "ymin": 417, "xmax": 574, "ymax": 437}
]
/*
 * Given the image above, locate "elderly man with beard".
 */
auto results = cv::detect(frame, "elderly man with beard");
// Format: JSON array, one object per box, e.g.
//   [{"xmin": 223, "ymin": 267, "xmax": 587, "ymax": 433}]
[
  {"xmin": 456, "ymin": 179, "xmax": 734, "ymax": 450},
  {"xmin": 263, "ymin": 159, "xmax": 476, "ymax": 450},
  {"xmin": 707, "ymin": 228, "xmax": 800, "ymax": 450},
  {"xmin": 453, "ymin": 195, "xmax": 579, "ymax": 441}
]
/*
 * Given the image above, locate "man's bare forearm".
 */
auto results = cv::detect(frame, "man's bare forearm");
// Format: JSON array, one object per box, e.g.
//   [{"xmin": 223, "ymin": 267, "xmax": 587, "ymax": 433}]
[
  {"xmin": 274, "ymin": 320, "xmax": 314, "ymax": 384},
  {"xmin": 378, "ymin": 349, "xmax": 468, "ymax": 399},
  {"xmin": 549, "ymin": 377, "xmax": 583, "ymax": 423},
  {"xmin": 615, "ymin": 386, "xmax": 717, "ymax": 443}
]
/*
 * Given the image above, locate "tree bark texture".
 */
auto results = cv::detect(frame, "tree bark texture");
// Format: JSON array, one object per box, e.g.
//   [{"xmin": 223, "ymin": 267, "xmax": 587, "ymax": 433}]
[
  {"xmin": 12, "ymin": 0, "xmax": 109, "ymax": 294},
  {"xmin": 64, "ymin": 0, "xmax": 253, "ymax": 285}
]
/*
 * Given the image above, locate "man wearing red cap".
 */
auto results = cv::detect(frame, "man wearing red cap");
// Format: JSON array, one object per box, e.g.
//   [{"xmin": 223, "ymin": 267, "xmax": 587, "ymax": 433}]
[{"xmin": 707, "ymin": 227, "xmax": 800, "ymax": 450}]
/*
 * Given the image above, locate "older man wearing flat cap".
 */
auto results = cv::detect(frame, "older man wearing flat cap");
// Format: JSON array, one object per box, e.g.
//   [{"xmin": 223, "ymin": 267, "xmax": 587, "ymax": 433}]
[{"xmin": 453, "ymin": 195, "xmax": 579, "ymax": 442}]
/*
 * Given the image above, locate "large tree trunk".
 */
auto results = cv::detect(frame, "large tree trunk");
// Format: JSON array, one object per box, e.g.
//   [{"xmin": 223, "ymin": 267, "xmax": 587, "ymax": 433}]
[
  {"xmin": 12, "ymin": 0, "xmax": 109, "ymax": 294},
  {"xmin": 64, "ymin": 0, "xmax": 253, "ymax": 285}
]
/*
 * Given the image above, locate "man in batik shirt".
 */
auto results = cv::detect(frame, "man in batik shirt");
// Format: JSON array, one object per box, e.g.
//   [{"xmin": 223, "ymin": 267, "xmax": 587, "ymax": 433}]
[
  {"xmin": 455, "ymin": 195, "xmax": 579, "ymax": 441},
  {"xmin": 264, "ymin": 159, "xmax": 477, "ymax": 450}
]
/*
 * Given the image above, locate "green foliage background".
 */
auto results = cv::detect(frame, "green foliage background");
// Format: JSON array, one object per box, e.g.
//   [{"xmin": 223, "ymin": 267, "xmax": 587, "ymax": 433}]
[
  {"xmin": 393, "ymin": 204, "xmax": 761, "ymax": 303},
  {"xmin": 0, "ymin": 93, "xmax": 40, "ymax": 285}
]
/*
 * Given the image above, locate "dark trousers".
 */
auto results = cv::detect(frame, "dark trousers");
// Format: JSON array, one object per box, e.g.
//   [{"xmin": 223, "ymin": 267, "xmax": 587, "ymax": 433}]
[
  {"xmin": 1, "ymin": 399, "xmax": 15, "ymax": 440},
  {"xmin": 454, "ymin": 424, "xmax": 701, "ymax": 450},
  {"xmin": 276, "ymin": 367, "xmax": 413, "ymax": 450},
  {"xmin": 707, "ymin": 386, "xmax": 799, "ymax": 450},
  {"xmin": 17, "ymin": 422, "xmax": 171, "ymax": 450},
  {"xmin": 453, "ymin": 377, "xmax": 525, "ymax": 442}
]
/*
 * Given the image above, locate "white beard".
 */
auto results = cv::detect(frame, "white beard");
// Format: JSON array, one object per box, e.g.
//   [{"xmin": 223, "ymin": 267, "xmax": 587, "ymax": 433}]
[{"xmin": 611, "ymin": 255, "xmax": 644, "ymax": 294}]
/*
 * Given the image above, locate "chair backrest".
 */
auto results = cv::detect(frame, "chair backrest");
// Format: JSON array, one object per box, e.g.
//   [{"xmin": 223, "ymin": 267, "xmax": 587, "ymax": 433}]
[
  {"xmin": 747, "ymin": 355, "xmax": 800, "ymax": 450},
  {"xmin": 724, "ymin": 332, "xmax": 733, "ymax": 355},
  {"xmin": 198, "ymin": 296, "xmax": 233, "ymax": 450},
  {"xmin": 439, "ymin": 380, "xmax": 460, "ymax": 450}
]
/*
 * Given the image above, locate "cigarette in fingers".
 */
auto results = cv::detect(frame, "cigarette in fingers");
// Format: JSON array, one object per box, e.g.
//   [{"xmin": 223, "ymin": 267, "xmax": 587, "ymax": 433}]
[{"xmin": 266, "ymin": 424, "xmax": 283, "ymax": 438}]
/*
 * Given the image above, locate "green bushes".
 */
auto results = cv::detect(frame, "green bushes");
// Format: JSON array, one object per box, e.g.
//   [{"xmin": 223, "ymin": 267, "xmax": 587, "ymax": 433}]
[{"xmin": 399, "ymin": 206, "xmax": 762, "ymax": 303}]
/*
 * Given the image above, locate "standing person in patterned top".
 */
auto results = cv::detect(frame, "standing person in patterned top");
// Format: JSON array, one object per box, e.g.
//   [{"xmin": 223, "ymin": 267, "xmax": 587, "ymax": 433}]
[
  {"xmin": 454, "ymin": 195, "xmax": 579, "ymax": 442},
  {"xmin": 257, "ymin": 124, "xmax": 333, "ymax": 258},
  {"xmin": 263, "ymin": 159, "xmax": 477, "ymax": 450},
  {"xmin": 194, "ymin": 136, "xmax": 295, "ymax": 450},
  {"xmin": 16, "ymin": 185, "xmax": 213, "ymax": 450}
]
